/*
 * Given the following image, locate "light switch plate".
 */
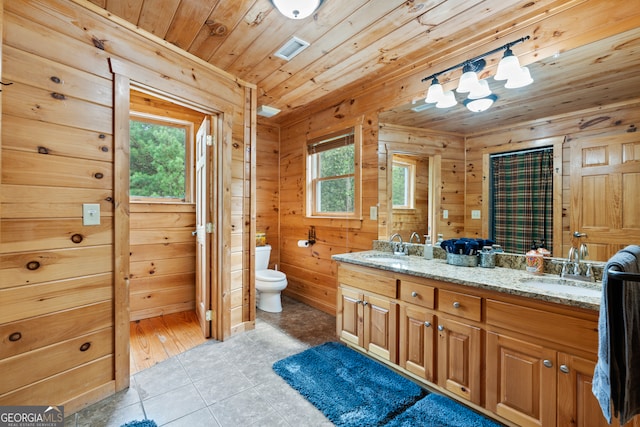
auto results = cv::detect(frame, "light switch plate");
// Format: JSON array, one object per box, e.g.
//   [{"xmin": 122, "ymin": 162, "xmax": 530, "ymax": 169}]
[
  {"xmin": 443, "ymin": 209, "xmax": 449, "ymax": 219},
  {"xmin": 471, "ymin": 210, "xmax": 481, "ymax": 219},
  {"xmin": 370, "ymin": 206, "xmax": 378, "ymax": 220},
  {"xmin": 83, "ymin": 203, "xmax": 101, "ymax": 226}
]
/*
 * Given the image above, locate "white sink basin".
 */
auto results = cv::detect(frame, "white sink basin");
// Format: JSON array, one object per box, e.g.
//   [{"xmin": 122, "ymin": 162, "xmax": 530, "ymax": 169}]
[
  {"xmin": 519, "ymin": 277, "xmax": 601, "ymax": 298},
  {"xmin": 362, "ymin": 254, "xmax": 410, "ymax": 264}
]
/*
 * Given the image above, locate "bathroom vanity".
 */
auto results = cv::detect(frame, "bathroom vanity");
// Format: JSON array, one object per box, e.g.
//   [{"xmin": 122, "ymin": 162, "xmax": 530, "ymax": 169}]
[{"xmin": 332, "ymin": 251, "xmax": 637, "ymax": 427}]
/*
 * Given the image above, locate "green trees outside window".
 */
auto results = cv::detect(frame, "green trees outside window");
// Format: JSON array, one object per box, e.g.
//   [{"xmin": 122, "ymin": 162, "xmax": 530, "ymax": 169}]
[{"xmin": 130, "ymin": 120, "xmax": 187, "ymax": 200}]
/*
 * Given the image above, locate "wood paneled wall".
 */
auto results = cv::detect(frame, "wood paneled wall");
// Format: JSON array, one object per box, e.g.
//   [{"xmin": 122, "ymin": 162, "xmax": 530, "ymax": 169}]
[
  {"xmin": 0, "ymin": 0, "xmax": 253, "ymax": 414},
  {"xmin": 256, "ymin": 122, "xmax": 281, "ymax": 265},
  {"xmin": 129, "ymin": 203, "xmax": 196, "ymax": 320}
]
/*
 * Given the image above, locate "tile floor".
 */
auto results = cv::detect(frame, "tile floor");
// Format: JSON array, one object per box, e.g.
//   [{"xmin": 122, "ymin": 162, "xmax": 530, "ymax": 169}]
[{"xmin": 65, "ymin": 296, "xmax": 338, "ymax": 427}]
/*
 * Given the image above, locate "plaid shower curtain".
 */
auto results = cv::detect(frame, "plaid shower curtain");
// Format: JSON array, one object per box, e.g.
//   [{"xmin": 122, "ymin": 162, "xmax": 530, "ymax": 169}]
[{"xmin": 491, "ymin": 148, "xmax": 553, "ymax": 254}]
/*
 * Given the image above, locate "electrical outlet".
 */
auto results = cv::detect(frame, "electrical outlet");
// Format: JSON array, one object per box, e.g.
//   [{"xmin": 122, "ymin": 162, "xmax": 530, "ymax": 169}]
[
  {"xmin": 83, "ymin": 203, "xmax": 101, "ymax": 226},
  {"xmin": 443, "ymin": 210, "xmax": 449, "ymax": 219},
  {"xmin": 471, "ymin": 210, "xmax": 481, "ymax": 219}
]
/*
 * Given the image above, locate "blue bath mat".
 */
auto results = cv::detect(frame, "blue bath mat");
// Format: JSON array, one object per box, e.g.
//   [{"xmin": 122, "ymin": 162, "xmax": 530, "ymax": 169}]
[
  {"xmin": 386, "ymin": 393, "xmax": 503, "ymax": 426},
  {"xmin": 273, "ymin": 342, "xmax": 426, "ymax": 426},
  {"xmin": 120, "ymin": 420, "xmax": 157, "ymax": 427}
]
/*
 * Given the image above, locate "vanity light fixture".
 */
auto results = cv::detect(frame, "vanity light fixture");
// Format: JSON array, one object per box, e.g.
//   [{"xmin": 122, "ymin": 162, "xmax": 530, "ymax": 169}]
[
  {"xmin": 421, "ymin": 36, "xmax": 532, "ymax": 113},
  {"xmin": 271, "ymin": 0, "xmax": 324, "ymax": 19}
]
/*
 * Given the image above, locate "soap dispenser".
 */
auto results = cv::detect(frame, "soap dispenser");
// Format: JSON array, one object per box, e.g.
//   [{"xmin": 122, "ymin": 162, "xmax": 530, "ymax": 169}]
[
  {"xmin": 526, "ymin": 241, "xmax": 544, "ymax": 274},
  {"xmin": 423, "ymin": 235, "xmax": 433, "ymax": 260}
]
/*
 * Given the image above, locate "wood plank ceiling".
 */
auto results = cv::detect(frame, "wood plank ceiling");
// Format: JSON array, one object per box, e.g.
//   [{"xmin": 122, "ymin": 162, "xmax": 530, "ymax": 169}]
[{"xmin": 88, "ymin": 0, "xmax": 640, "ymax": 133}]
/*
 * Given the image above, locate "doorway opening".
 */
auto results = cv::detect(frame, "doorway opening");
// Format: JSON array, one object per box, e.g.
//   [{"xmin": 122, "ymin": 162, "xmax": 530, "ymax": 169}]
[{"xmin": 128, "ymin": 88, "xmax": 217, "ymax": 372}]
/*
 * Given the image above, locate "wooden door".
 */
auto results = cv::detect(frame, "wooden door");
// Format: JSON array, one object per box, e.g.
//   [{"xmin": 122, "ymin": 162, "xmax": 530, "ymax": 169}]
[
  {"xmin": 437, "ymin": 316, "xmax": 482, "ymax": 405},
  {"xmin": 486, "ymin": 332, "xmax": 556, "ymax": 427},
  {"xmin": 195, "ymin": 116, "xmax": 215, "ymax": 338},
  {"xmin": 363, "ymin": 294, "xmax": 398, "ymax": 363},
  {"xmin": 337, "ymin": 287, "xmax": 364, "ymax": 348},
  {"xmin": 570, "ymin": 133, "xmax": 640, "ymax": 261},
  {"xmin": 399, "ymin": 304, "xmax": 436, "ymax": 381}
]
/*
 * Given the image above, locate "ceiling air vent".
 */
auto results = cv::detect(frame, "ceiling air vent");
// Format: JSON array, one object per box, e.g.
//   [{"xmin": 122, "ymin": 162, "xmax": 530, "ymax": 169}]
[{"xmin": 274, "ymin": 36, "xmax": 310, "ymax": 61}]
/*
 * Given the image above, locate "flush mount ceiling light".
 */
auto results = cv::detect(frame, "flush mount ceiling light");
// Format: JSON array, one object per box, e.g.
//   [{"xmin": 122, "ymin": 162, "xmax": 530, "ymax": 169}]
[
  {"xmin": 257, "ymin": 105, "xmax": 281, "ymax": 117},
  {"xmin": 421, "ymin": 36, "xmax": 532, "ymax": 113},
  {"xmin": 271, "ymin": 0, "xmax": 324, "ymax": 19}
]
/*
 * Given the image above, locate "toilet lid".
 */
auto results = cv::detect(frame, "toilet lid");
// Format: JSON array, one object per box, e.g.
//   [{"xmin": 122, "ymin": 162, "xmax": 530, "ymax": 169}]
[{"xmin": 256, "ymin": 269, "xmax": 286, "ymax": 282}]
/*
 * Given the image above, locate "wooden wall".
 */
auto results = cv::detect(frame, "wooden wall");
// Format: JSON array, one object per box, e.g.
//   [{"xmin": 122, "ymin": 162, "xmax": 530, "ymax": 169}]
[
  {"xmin": 0, "ymin": 0, "xmax": 253, "ymax": 414},
  {"xmin": 256, "ymin": 122, "xmax": 281, "ymax": 266}
]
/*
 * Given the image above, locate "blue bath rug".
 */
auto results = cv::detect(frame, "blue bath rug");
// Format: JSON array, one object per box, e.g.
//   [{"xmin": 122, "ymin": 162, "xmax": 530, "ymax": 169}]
[
  {"xmin": 120, "ymin": 420, "xmax": 157, "ymax": 427},
  {"xmin": 272, "ymin": 342, "xmax": 427, "ymax": 426},
  {"xmin": 385, "ymin": 393, "xmax": 503, "ymax": 427}
]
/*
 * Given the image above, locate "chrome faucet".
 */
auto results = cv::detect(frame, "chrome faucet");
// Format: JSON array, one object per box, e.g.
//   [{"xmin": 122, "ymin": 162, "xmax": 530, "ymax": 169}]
[
  {"xmin": 561, "ymin": 244, "xmax": 594, "ymax": 282},
  {"xmin": 389, "ymin": 233, "xmax": 407, "ymax": 256},
  {"xmin": 409, "ymin": 232, "xmax": 421, "ymax": 244}
]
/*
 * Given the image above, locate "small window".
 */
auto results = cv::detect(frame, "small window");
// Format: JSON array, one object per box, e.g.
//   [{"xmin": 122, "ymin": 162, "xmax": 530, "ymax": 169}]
[
  {"xmin": 306, "ymin": 128, "xmax": 361, "ymax": 218},
  {"xmin": 392, "ymin": 159, "xmax": 416, "ymax": 209},
  {"xmin": 129, "ymin": 113, "xmax": 193, "ymax": 202}
]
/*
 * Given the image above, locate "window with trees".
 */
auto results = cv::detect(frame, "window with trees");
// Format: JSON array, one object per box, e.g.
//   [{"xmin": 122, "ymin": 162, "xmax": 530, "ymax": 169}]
[
  {"xmin": 306, "ymin": 128, "xmax": 361, "ymax": 218},
  {"xmin": 392, "ymin": 158, "xmax": 416, "ymax": 209},
  {"xmin": 129, "ymin": 113, "xmax": 193, "ymax": 202}
]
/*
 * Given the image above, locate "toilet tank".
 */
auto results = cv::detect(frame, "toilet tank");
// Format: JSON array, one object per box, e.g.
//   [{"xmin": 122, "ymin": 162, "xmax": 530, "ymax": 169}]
[{"xmin": 255, "ymin": 244, "xmax": 271, "ymax": 270}]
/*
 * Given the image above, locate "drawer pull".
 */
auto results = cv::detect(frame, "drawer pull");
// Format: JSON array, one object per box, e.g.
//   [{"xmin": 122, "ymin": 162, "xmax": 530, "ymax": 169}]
[
  {"xmin": 362, "ymin": 301, "xmax": 369, "ymax": 306},
  {"xmin": 560, "ymin": 365, "xmax": 570, "ymax": 374},
  {"xmin": 9, "ymin": 332, "xmax": 22, "ymax": 342},
  {"xmin": 424, "ymin": 321, "xmax": 431, "ymax": 328},
  {"xmin": 453, "ymin": 301, "xmax": 461, "ymax": 309},
  {"xmin": 79, "ymin": 342, "xmax": 91, "ymax": 352},
  {"xmin": 438, "ymin": 325, "xmax": 444, "ymax": 331},
  {"xmin": 543, "ymin": 359, "xmax": 553, "ymax": 368},
  {"xmin": 355, "ymin": 300, "xmax": 363, "ymax": 304},
  {"xmin": 411, "ymin": 291, "xmax": 418, "ymax": 298}
]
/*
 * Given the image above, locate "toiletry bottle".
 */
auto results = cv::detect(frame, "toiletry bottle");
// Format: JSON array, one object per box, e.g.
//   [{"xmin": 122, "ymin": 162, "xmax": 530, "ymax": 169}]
[
  {"xmin": 435, "ymin": 234, "xmax": 444, "ymax": 247},
  {"xmin": 526, "ymin": 241, "xmax": 544, "ymax": 274},
  {"xmin": 424, "ymin": 235, "xmax": 433, "ymax": 260},
  {"xmin": 537, "ymin": 239, "xmax": 551, "ymax": 258}
]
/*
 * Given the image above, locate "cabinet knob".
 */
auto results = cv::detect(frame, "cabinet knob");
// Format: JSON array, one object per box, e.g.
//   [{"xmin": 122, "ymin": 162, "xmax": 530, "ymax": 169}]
[
  {"xmin": 559, "ymin": 365, "xmax": 570, "ymax": 374},
  {"xmin": 453, "ymin": 301, "xmax": 461, "ymax": 309},
  {"xmin": 355, "ymin": 300, "xmax": 363, "ymax": 304},
  {"xmin": 424, "ymin": 321, "xmax": 431, "ymax": 328},
  {"xmin": 362, "ymin": 301, "xmax": 368, "ymax": 306},
  {"xmin": 411, "ymin": 291, "xmax": 418, "ymax": 298},
  {"xmin": 543, "ymin": 359, "xmax": 553, "ymax": 368},
  {"xmin": 438, "ymin": 325, "xmax": 444, "ymax": 331}
]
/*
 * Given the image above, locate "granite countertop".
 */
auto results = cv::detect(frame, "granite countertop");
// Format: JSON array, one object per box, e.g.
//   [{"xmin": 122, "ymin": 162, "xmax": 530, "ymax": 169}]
[{"xmin": 332, "ymin": 250, "xmax": 602, "ymax": 311}]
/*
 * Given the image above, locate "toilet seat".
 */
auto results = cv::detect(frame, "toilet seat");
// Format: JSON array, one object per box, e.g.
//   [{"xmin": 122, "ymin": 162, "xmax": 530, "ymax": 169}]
[{"xmin": 256, "ymin": 269, "xmax": 286, "ymax": 282}]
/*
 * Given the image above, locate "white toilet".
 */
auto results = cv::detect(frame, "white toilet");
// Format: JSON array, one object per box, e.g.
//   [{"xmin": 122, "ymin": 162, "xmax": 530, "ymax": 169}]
[{"xmin": 255, "ymin": 244, "xmax": 288, "ymax": 313}]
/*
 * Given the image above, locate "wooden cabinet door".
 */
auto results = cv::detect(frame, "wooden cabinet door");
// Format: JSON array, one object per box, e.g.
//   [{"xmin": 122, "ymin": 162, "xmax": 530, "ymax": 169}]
[
  {"xmin": 399, "ymin": 304, "xmax": 436, "ymax": 382},
  {"xmin": 437, "ymin": 316, "xmax": 482, "ymax": 405},
  {"xmin": 337, "ymin": 287, "xmax": 363, "ymax": 348},
  {"xmin": 570, "ymin": 133, "xmax": 640, "ymax": 261},
  {"xmin": 556, "ymin": 352, "xmax": 638, "ymax": 427},
  {"xmin": 363, "ymin": 293, "xmax": 398, "ymax": 363},
  {"xmin": 486, "ymin": 332, "xmax": 556, "ymax": 427}
]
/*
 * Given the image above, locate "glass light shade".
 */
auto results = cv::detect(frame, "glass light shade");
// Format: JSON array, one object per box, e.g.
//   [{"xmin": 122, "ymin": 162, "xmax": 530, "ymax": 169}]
[
  {"xmin": 505, "ymin": 66, "xmax": 533, "ymax": 88},
  {"xmin": 494, "ymin": 52, "xmax": 521, "ymax": 81},
  {"xmin": 457, "ymin": 70, "xmax": 481, "ymax": 93},
  {"xmin": 272, "ymin": 0, "xmax": 322, "ymax": 19},
  {"xmin": 467, "ymin": 79, "xmax": 492, "ymax": 99},
  {"xmin": 436, "ymin": 90, "xmax": 457, "ymax": 108},
  {"xmin": 464, "ymin": 94, "xmax": 497, "ymax": 112},
  {"xmin": 425, "ymin": 81, "xmax": 444, "ymax": 103}
]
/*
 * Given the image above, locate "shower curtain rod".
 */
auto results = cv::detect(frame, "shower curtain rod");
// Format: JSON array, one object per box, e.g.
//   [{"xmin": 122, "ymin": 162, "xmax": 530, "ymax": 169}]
[{"xmin": 489, "ymin": 146, "xmax": 552, "ymax": 158}]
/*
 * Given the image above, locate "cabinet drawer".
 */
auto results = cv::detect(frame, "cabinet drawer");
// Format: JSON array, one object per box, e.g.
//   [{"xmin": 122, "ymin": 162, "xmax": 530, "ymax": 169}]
[
  {"xmin": 438, "ymin": 289, "xmax": 482, "ymax": 322},
  {"xmin": 338, "ymin": 266, "xmax": 397, "ymax": 298},
  {"xmin": 486, "ymin": 299, "xmax": 598, "ymax": 350},
  {"xmin": 399, "ymin": 280, "xmax": 435, "ymax": 309}
]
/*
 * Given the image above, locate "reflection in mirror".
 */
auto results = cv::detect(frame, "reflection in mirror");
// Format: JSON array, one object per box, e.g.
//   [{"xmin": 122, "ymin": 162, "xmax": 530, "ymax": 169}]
[{"xmin": 387, "ymin": 153, "xmax": 431, "ymax": 242}]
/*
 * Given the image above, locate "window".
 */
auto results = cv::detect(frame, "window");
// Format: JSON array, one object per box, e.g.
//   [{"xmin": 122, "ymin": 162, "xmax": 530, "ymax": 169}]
[
  {"xmin": 129, "ymin": 113, "xmax": 193, "ymax": 202},
  {"xmin": 306, "ymin": 128, "xmax": 361, "ymax": 218},
  {"xmin": 392, "ymin": 158, "xmax": 416, "ymax": 209}
]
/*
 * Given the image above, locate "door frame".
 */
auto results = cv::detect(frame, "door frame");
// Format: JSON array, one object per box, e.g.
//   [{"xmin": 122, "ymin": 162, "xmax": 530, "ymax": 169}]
[{"xmin": 110, "ymin": 58, "xmax": 231, "ymax": 391}]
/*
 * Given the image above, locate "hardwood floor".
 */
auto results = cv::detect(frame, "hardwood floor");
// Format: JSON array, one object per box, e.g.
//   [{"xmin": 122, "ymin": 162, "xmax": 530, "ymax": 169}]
[{"xmin": 129, "ymin": 311, "xmax": 206, "ymax": 374}]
